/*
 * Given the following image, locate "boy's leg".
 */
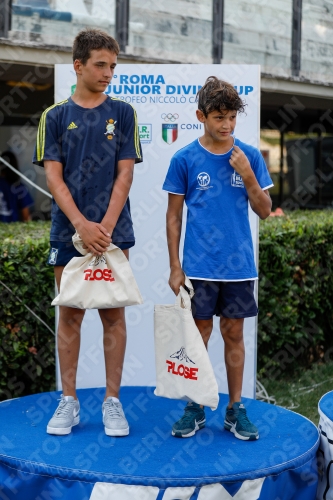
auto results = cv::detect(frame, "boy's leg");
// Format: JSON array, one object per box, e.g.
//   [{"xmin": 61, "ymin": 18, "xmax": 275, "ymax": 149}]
[
  {"xmin": 218, "ymin": 281, "xmax": 259, "ymax": 440},
  {"xmin": 172, "ymin": 318, "xmax": 212, "ymax": 438},
  {"xmin": 191, "ymin": 280, "xmax": 219, "ymax": 347},
  {"xmin": 219, "ymin": 317, "xmax": 244, "ymax": 406},
  {"xmin": 99, "ymin": 306, "xmax": 127, "ymax": 399},
  {"xmin": 99, "ymin": 248, "xmax": 129, "ymax": 436},
  {"xmin": 55, "ymin": 266, "xmax": 85, "ymax": 398},
  {"xmin": 99, "ymin": 306, "xmax": 129, "ymax": 436},
  {"xmin": 172, "ymin": 280, "xmax": 218, "ymax": 438},
  {"xmin": 100, "ymin": 247, "xmax": 129, "ymax": 397},
  {"xmin": 194, "ymin": 318, "xmax": 213, "ymax": 348},
  {"xmin": 47, "ymin": 266, "xmax": 84, "ymax": 435}
]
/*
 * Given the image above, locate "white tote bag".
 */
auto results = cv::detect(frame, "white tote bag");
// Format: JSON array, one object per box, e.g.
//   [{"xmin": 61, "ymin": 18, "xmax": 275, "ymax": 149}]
[
  {"xmin": 52, "ymin": 233, "xmax": 143, "ymax": 309},
  {"xmin": 154, "ymin": 278, "xmax": 219, "ymax": 410}
]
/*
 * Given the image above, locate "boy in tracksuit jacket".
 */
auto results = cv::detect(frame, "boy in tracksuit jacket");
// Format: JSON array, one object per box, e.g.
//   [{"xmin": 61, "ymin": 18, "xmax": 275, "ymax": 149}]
[{"xmin": 163, "ymin": 76, "xmax": 273, "ymax": 440}]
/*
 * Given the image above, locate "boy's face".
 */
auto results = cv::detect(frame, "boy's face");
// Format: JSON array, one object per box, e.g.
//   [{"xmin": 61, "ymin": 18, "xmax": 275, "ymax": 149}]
[
  {"xmin": 74, "ymin": 49, "xmax": 117, "ymax": 92},
  {"xmin": 196, "ymin": 109, "xmax": 237, "ymax": 142}
]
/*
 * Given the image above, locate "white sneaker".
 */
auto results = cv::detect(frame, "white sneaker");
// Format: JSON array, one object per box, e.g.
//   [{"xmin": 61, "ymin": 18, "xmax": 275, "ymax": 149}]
[
  {"xmin": 102, "ymin": 397, "xmax": 129, "ymax": 436},
  {"xmin": 47, "ymin": 395, "xmax": 80, "ymax": 435}
]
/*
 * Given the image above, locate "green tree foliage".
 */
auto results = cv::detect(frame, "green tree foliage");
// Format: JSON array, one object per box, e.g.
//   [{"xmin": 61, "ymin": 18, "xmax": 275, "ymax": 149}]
[
  {"xmin": 0, "ymin": 222, "xmax": 55, "ymax": 400},
  {"xmin": 258, "ymin": 211, "xmax": 333, "ymax": 378}
]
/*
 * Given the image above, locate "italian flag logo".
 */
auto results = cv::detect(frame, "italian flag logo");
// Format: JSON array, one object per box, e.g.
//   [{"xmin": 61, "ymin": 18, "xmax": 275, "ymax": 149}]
[{"xmin": 162, "ymin": 124, "xmax": 178, "ymax": 144}]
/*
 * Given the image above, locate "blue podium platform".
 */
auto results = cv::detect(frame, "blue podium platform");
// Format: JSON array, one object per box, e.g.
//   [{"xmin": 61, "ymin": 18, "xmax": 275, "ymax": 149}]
[
  {"xmin": 0, "ymin": 387, "xmax": 319, "ymax": 499},
  {"xmin": 317, "ymin": 391, "xmax": 333, "ymax": 499}
]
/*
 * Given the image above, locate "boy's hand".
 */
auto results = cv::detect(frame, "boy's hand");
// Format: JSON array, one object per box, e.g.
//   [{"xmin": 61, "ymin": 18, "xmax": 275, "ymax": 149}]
[
  {"xmin": 229, "ymin": 145, "xmax": 252, "ymax": 178},
  {"xmin": 100, "ymin": 217, "xmax": 115, "ymax": 239},
  {"xmin": 169, "ymin": 266, "xmax": 185, "ymax": 295},
  {"xmin": 76, "ymin": 220, "xmax": 111, "ymax": 255}
]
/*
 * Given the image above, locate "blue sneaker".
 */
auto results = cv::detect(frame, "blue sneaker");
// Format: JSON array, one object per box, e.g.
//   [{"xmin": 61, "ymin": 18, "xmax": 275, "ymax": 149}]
[
  {"xmin": 224, "ymin": 402, "xmax": 259, "ymax": 441},
  {"xmin": 172, "ymin": 402, "xmax": 206, "ymax": 438}
]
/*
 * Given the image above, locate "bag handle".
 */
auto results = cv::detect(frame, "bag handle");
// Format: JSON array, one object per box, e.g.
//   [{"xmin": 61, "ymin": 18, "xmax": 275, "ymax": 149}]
[
  {"xmin": 72, "ymin": 232, "xmax": 118, "ymax": 256},
  {"xmin": 176, "ymin": 276, "xmax": 194, "ymax": 310}
]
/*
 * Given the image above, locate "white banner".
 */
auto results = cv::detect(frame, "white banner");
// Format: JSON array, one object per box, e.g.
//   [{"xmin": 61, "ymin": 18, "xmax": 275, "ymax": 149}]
[
  {"xmin": 54, "ymin": 64, "xmax": 261, "ymax": 398},
  {"xmin": 89, "ymin": 479, "xmax": 265, "ymax": 499}
]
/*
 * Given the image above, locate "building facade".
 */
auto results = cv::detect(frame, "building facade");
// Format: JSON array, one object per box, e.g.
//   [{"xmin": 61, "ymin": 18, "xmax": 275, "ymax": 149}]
[{"xmin": 0, "ymin": 0, "xmax": 332, "ymax": 213}]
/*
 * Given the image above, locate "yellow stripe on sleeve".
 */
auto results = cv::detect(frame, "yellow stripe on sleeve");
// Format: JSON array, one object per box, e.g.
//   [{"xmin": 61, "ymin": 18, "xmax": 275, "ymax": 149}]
[
  {"xmin": 110, "ymin": 97, "xmax": 141, "ymax": 159},
  {"xmin": 37, "ymin": 99, "xmax": 68, "ymax": 162}
]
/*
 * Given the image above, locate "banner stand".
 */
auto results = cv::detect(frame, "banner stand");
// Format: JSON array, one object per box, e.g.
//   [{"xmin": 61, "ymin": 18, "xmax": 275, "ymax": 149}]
[{"xmin": 55, "ymin": 64, "xmax": 261, "ymax": 398}]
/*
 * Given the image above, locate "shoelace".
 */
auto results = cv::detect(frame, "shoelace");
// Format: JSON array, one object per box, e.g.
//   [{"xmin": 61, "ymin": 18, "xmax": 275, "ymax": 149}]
[
  {"xmin": 104, "ymin": 400, "xmax": 123, "ymax": 418},
  {"xmin": 54, "ymin": 398, "xmax": 73, "ymax": 417},
  {"xmin": 179, "ymin": 406, "xmax": 201, "ymax": 425},
  {"xmin": 236, "ymin": 407, "xmax": 252, "ymax": 428}
]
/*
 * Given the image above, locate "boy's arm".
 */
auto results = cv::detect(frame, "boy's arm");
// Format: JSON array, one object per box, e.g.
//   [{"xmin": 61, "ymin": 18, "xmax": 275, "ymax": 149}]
[
  {"xmin": 167, "ymin": 193, "xmax": 186, "ymax": 295},
  {"xmin": 44, "ymin": 160, "xmax": 111, "ymax": 255},
  {"xmin": 230, "ymin": 146, "xmax": 272, "ymax": 219},
  {"xmin": 100, "ymin": 158, "xmax": 135, "ymax": 234}
]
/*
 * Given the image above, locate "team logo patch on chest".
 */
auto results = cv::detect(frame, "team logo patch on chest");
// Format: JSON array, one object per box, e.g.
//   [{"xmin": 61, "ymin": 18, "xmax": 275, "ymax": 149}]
[
  {"xmin": 231, "ymin": 171, "xmax": 245, "ymax": 188},
  {"xmin": 196, "ymin": 172, "xmax": 213, "ymax": 190},
  {"xmin": 105, "ymin": 119, "xmax": 117, "ymax": 140}
]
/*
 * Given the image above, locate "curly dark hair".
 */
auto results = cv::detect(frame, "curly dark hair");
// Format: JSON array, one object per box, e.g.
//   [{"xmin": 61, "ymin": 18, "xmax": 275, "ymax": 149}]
[
  {"xmin": 73, "ymin": 29, "xmax": 119, "ymax": 64},
  {"xmin": 197, "ymin": 76, "xmax": 246, "ymax": 116}
]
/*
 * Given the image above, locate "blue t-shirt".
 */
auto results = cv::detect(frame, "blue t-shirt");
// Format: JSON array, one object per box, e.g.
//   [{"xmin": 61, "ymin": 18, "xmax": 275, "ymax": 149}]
[
  {"xmin": 33, "ymin": 96, "xmax": 142, "ymax": 243},
  {"xmin": 0, "ymin": 178, "xmax": 33, "ymax": 222},
  {"xmin": 162, "ymin": 138, "xmax": 273, "ymax": 281}
]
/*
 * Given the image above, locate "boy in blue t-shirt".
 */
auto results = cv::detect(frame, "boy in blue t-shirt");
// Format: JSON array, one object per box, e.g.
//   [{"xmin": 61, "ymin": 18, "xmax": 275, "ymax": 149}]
[
  {"xmin": 33, "ymin": 29, "xmax": 142, "ymax": 437},
  {"xmin": 163, "ymin": 76, "xmax": 273, "ymax": 440}
]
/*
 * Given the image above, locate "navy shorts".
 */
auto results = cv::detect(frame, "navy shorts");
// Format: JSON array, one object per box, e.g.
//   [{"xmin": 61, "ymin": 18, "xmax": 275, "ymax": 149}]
[
  {"xmin": 47, "ymin": 240, "xmax": 134, "ymax": 266},
  {"xmin": 190, "ymin": 279, "xmax": 258, "ymax": 319}
]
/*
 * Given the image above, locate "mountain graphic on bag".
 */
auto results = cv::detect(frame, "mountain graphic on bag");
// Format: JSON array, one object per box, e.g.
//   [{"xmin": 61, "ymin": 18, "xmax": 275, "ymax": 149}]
[
  {"xmin": 166, "ymin": 346, "xmax": 199, "ymax": 381},
  {"xmin": 154, "ymin": 277, "xmax": 219, "ymax": 410},
  {"xmin": 170, "ymin": 347, "xmax": 195, "ymax": 364},
  {"xmin": 52, "ymin": 233, "xmax": 143, "ymax": 309}
]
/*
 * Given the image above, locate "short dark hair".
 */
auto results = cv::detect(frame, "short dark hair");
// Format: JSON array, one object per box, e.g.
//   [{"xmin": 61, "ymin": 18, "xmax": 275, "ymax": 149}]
[
  {"xmin": 197, "ymin": 76, "xmax": 246, "ymax": 116},
  {"xmin": 73, "ymin": 29, "xmax": 119, "ymax": 64}
]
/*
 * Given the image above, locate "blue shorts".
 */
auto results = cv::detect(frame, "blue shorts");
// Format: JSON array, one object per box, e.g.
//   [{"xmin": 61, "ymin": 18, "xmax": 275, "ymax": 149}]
[
  {"xmin": 190, "ymin": 279, "xmax": 258, "ymax": 319},
  {"xmin": 47, "ymin": 240, "xmax": 134, "ymax": 266}
]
